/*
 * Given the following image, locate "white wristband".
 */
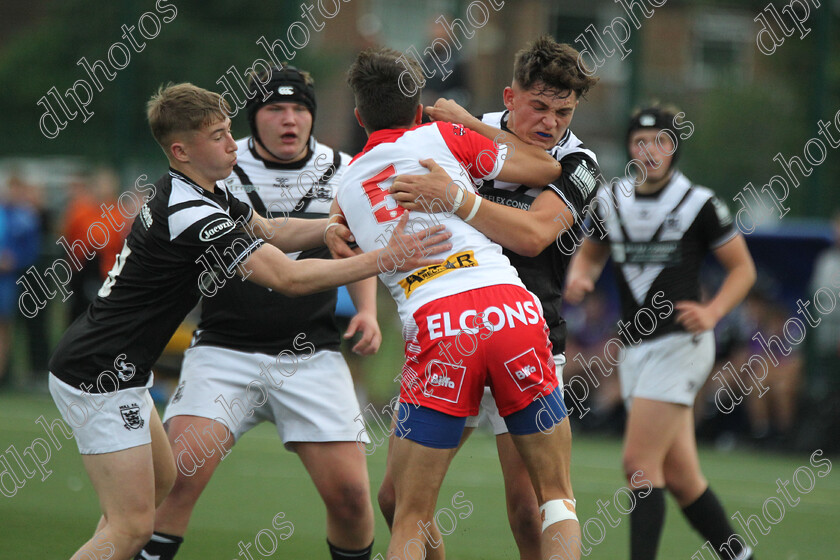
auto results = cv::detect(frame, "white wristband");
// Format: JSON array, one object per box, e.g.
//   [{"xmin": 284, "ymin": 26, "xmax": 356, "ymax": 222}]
[
  {"xmin": 464, "ymin": 194, "xmax": 482, "ymax": 222},
  {"xmin": 452, "ymin": 186, "xmax": 465, "ymax": 212},
  {"xmin": 324, "ymin": 221, "xmax": 343, "ymax": 244}
]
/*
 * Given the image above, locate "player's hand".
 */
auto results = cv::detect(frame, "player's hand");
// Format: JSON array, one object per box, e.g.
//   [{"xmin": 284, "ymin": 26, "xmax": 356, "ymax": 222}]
[
  {"xmin": 344, "ymin": 310, "xmax": 382, "ymax": 355},
  {"xmin": 675, "ymin": 301, "xmax": 719, "ymax": 334},
  {"xmin": 391, "ymin": 159, "xmax": 464, "ymax": 213},
  {"xmin": 425, "ymin": 98, "xmax": 476, "ymax": 127},
  {"xmin": 564, "ymin": 274, "xmax": 594, "ymax": 305},
  {"xmin": 381, "ymin": 212, "xmax": 452, "ymax": 274},
  {"xmin": 325, "ymin": 216, "xmax": 358, "ymax": 259}
]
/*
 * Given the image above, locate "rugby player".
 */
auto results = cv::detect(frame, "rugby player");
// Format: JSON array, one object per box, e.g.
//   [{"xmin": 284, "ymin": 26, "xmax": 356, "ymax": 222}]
[
  {"xmin": 381, "ymin": 36, "xmax": 600, "ymax": 559},
  {"xmin": 134, "ymin": 67, "xmax": 378, "ymax": 560},
  {"xmin": 47, "ymin": 82, "xmax": 450, "ymax": 560},
  {"xmin": 565, "ymin": 105, "xmax": 757, "ymax": 560},
  {"xmin": 334, "ymin": 47, "xmax": 580, "ymax": 560}
]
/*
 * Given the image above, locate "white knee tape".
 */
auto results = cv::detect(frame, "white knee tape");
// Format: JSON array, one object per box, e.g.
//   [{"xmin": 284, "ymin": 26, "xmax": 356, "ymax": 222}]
[{"xmin": 540, "ymin": 498, "xmax": 578, "ymax": 532}]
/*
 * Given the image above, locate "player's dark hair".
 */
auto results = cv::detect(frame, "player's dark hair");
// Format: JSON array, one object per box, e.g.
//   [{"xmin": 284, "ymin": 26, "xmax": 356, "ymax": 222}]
[
  {"xmin": 347, "ymin": 48, "xmax": 421, "ymax": 132},
  {"xmin": 513, "ymin": 36, "xmax": 599, "ymax": 99},
  {"xmin": 147, "ymin": 83, "xmax": 229, "ymax": 152}
]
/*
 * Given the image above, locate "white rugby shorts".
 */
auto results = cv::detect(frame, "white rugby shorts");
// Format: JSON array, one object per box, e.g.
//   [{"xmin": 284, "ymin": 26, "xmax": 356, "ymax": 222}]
[
  {"xmin": 619, "ymin": 330, "xmax": 715, "ymax": 408},
  {"xmin": 163, "ymin": 346, "xmax": 369, "ymax": 449},
  {"xmin": 49, "ymin": 372, "xmax": 155, "ymax": 455}
]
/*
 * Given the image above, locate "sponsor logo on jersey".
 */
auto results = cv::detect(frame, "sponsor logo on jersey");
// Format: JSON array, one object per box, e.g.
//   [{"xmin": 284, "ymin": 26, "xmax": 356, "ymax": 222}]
[
  {"xmin": 483, "ymin": 193, "xmax": 531, "ymax": 210},
  {"xmin": 273, "ymin": 177, "xmax": 290, "ymax": 189},
  {"xmin": 569, "ymin": 162, "xmax": 597, "ymax": 198},
  {"xmin": 199, "ymin": 217, "xmax": 235, "ymax": 242},
  {"xmin": 120, "ymin": 403, "xmax": 144, "ymax": 430},
  {"xmin": 611, "ymin": 241, "xmax": 681, "ymax": 265},
  {"xmin": 278, "ymin": 86, "xmax": 294, "ymax": 95},
  {"xmin": 663, "ymin": 212, "xmax": 681, "ymax": 231},
  {"xmin": 140, "ymin": 204, "xmax": 153, "ymax": 230},
  {"xmin": 399, "ymin": 251, "xmax": 477, "ymax": 297},
  {"xmin": 504, "ymin": 348, "xmax": 544, "ymax": 392},
  {"xmin": 170, "ymin": 382, "xmax": 185, "ymax": 404}
]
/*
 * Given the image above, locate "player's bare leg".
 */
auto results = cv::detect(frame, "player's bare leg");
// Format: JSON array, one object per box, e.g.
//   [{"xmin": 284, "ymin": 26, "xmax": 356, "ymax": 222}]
[
  {"xmin": 622, "ymin": 398, "xmax": 688, "ymax": 487},
  {"xmin": 496, "ymin": 432, "xmax": 544, "ymax": 560},
  {"xmin": 662, "ymin": 412, "xmax": 707, "ymax": 507},
  {"xmin": 387, "ymin": 436, "xmax": 456, "ymax": 560},
  {"xmin": 151, "ymin": 415, "xmax": 234, "ymax": 536},
  {"xmin": 378, "ymin": 434, "xmax": 397, "ymax": 528},
  {"xmin": 76, "ymin": 409, "xmax": 175, "ymax": 560},
  {"xmin": 509, "ymin": 419, "xmax": 579, "ymax": 560},
  {"xmin": 662, "ymin": 411, "xmax": 755, "ymax": 559},
  {"xmin": 622, "ymin": 398, "xmax": 690, "ymax": 560},
  {"xmin": 378, "ymin": 430, "xmax": 446, "ymax": 560},
  {"xmin": 295, "ymin": 441, "xmax": 375, "ymax": 550}
]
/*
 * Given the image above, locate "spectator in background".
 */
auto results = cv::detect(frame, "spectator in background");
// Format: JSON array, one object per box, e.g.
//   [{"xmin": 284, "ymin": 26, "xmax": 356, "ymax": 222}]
[
  {"xmin": 61, "ymin": 176, "xmax": 103, "ymax": 319},
  {"xmin": 741, "ymin": 292, "xmax": 802, "ymax": 447},
  {"xmin": 563, "ymin": 290, "xmax": 624, "ymax": 434},
  {"xmin": 90, "ymin": 167, "xmax": 128, "ymax": 278},
  {"xmin": 0, "ymin": 175, "xmax": 41, "ymax": 387}
]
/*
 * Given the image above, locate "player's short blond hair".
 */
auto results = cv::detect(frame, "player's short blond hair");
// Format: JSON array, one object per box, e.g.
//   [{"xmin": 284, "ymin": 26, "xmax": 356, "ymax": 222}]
[{"xmin": 146, "ymin": 83, "xmax": 230, "ymax": 151}]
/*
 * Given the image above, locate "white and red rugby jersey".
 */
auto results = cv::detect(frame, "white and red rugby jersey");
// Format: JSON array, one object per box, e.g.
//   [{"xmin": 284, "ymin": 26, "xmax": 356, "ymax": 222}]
[{"xmin": 336, "ymin": 121, "xmax": 525, "ymax": 326}]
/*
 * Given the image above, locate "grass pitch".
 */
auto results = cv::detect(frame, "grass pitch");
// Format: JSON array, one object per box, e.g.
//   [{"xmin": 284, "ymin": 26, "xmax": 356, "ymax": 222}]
[{"xmin": 0, "ymin": 392, "xmax": 837, "ymax": 559}]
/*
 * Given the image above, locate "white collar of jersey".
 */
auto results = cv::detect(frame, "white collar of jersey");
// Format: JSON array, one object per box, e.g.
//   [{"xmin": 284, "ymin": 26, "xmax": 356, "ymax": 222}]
[
  {"xmin": 634, "ymin": 169, "xmax": 686, "ymax": 199},
  {"xmin": 168, "ymin": 168, "xmax": 227, "ymax": 199},
  {"xmin": 246, "ymin": 136, "xmax": 317, "ymax": 170}
]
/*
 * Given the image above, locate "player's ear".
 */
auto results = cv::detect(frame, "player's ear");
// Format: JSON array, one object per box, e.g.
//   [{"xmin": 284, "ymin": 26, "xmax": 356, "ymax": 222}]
[
  {"xmin": 354, "ymin": 108, "xmax": 365, "ymax": 129},
  {"xmin": 503, "ymin": 87, "xmax": 515, "ymax": 111},
  {"xmin": 170, "ymin": 140, "xmax": 189, "ymax": 163},
  {"xmin": 414, "ymin": 104, "xmax": 423, "ymax": 125}
]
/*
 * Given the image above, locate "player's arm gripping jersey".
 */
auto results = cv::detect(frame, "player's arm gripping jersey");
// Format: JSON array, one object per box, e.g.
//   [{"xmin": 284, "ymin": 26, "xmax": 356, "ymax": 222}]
[
  {"xmin": 588, "ymin": 171, "xmax": 736, "ymax": 343},
  {"xmin": 336, "ymin": 121, "xmax": 525, "ymax": 326},
  {"xmin": 477, "ymin": 111, "xmax": 601, "ymax": 354},
  {"xmin": 49, "ymin": 169, "xmax": 264, "ymax": 391}
]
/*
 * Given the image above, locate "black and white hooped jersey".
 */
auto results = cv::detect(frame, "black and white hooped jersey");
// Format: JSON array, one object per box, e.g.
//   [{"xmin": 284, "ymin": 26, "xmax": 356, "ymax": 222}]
[
  {"xmin": 191, "ymin": 136, "xmax": 352, "ymax": 355},
  {"xmin": 478, "ymin": 111, "xmax": 600, "ymax": 353},
  {"xmin": 590, "ymin": 171, "xmax": 737, "ymax": 342},
  {"xmin": 49, "ymin": 169, "xmax": 263, "ymax": 391}
]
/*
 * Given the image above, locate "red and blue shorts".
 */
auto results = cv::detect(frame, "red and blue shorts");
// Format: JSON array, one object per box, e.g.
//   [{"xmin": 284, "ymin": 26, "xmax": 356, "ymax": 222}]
[{"xmin": 399, "ymin": 284, "xmax": 558, "ymax": 418}]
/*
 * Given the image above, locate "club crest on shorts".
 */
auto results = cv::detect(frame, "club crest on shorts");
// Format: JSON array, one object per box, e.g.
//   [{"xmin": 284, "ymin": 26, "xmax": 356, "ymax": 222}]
[
  {"xmin": 170, "ymin": 382, "xmax": 185, "ymax": 404},
  {"xmin": 504, "ymin": 348, "xmax": 544, "ymax": 392},
  {"xmin": 120, "ymin": 403, "xmax": 144, "ymax": 430}
]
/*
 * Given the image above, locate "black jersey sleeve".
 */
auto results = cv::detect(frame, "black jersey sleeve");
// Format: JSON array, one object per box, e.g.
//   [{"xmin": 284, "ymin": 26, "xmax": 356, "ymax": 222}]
[
  {"xmin": 175, "ymin": 209, "xmax": 264, "ymax": 277},
  {"xmin": 226, "ymin": 190, "xmax": 255, "ymax": 222},
  {"xmin": 546, "ymin": 153, "xmax": 600, "ymax": 225},
  {"xmin": 696, "ymin": 196, "xmax": 737, "ymax": 249}
]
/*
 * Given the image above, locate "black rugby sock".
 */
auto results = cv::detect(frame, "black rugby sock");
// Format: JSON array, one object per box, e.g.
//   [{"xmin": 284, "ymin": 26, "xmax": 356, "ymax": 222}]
[
  {"xmin": 630, "ymin": 487, "xmax": 666, "ymax": 560},
  {"xmin": 134, "ymin": 531, "xmax": 184, "ymax": 560},
  {"xmin": 327, "ymin": 539, "xmax": 374, "ymax": 560},
  {"xmin": 682, "ymin": 487, "xmax": 754, "ymax": 559}
]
